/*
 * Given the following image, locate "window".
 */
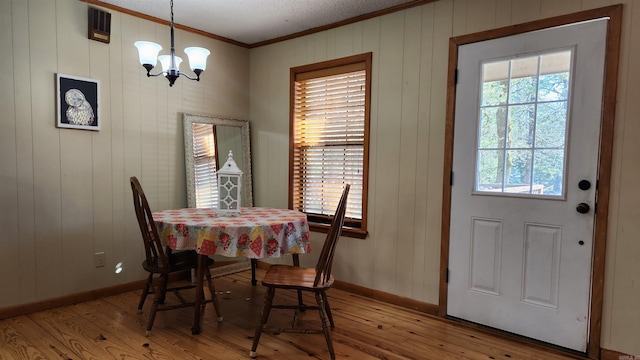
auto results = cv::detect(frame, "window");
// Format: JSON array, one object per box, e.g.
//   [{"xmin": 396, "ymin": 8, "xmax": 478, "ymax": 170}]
[
  {"xmin": 193, "ymin": 123, "xmax": 219, "ymax": 208},
  {"xmin": 476, "ymin": 50, "xmax": 572, "ymax": 198},
  {"xmin": 289, "ymin": 53, "xmax": 372, "ymax": 238}
]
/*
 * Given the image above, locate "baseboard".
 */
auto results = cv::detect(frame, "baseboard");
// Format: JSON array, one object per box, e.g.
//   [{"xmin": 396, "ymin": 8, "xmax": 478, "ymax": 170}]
[
  {"xmin": 333, "ymin": 279, "xmax": 439, "ymax": 315},
  {"xmin": 601, "ymin": 348, "xmax": 637, "ymax": 360},
  {"xmin": 0, "ymin": 279, "xmax": 146, "ymax": 321}
]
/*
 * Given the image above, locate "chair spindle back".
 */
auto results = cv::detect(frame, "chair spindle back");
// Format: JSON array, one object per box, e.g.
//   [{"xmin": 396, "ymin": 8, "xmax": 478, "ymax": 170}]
[
  {"xmin": 130, "ymin": 177, "xmax": 169, "ymax": 269},
  {"xmin": 313, "ymin": 184, "xmax": 350, "ymax": 287}
]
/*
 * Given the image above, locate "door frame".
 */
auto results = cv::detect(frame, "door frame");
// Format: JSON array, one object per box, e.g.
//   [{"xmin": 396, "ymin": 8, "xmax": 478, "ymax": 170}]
[{"xmin": 439, "ymin": 5, "xmax": 622, "ymax": 358}]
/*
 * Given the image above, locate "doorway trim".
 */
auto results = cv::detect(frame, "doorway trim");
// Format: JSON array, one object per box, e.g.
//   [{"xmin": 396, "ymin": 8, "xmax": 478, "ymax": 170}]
[{"xmin": 439, "ymin": 5, "xmax": 622, "ymax": 358}]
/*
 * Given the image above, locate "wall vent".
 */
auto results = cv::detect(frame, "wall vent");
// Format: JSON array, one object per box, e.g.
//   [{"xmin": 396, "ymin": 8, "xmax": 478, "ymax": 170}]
[{"xmin": 88, "ymin": 7, "xmax": 111, "ymax": 44}]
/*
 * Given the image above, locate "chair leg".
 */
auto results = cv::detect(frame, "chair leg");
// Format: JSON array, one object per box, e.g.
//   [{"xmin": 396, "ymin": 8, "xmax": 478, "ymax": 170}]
[
  {"xmin": 315, "ymin": 292, "xmax": 335, "ymax": 360},
  {"xmin": 159, "ymin": 273, "xmax": 169, "ymax": 304},
  {"xmin": 137, "ymin": 273, "xmax": 153, "ymax": 314},
  {"xmin": 145, "ymin": 279, "xmax": 162, "ymax": 336},
  {"xmin": 204, "ymin": 267, "xmax": 223, "ymax": 322},
  {"xmin": 292, "ymin": 254, "xmax": 306, "ymax": 309},
  {"xmin": 321, "ymin": 291, "xmax": 335, "ymax": 328},
  {"xmin": 249, "ymin": 287, "xmax": 275, "ymax": 358}
]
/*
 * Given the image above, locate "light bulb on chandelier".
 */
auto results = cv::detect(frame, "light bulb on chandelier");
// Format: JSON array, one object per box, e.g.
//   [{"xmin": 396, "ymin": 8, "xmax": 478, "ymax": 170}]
[{"xmin": 134, "ymin": 0, "xmax": 210, "ymax": 87}]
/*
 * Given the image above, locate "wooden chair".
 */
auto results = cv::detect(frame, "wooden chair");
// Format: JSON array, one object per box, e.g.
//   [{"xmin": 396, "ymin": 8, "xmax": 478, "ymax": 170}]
[
  {"xmin": 130, "ymin": 176, "xmax": 222, "ymax": 335},
  {"xmin": 250, "ymin": 184, "xmax": 350, "ymax": 360}
]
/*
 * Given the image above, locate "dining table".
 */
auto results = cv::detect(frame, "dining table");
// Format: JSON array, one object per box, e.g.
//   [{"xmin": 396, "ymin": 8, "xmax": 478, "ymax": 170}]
[{"xmin": 152, "ymin": 206, "xmax": 311, "ymax": 334}]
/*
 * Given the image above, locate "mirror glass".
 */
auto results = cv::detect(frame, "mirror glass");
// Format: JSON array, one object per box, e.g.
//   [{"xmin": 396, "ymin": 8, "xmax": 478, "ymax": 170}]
[{"xmin": 184, "ymin": 114, "xmax": 253, "ymax": 208}]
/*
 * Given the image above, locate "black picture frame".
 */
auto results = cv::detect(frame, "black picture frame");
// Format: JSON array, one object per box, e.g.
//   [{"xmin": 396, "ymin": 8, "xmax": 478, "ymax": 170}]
[{"xmin": 56, "ymin": 73, "xmax": 100, "ymax": 131}]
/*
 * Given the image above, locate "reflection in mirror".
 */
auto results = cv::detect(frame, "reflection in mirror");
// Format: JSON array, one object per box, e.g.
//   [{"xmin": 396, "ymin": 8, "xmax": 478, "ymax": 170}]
[{"xmin": 184, "ymin": 114, "xmax": 253, "ymax": 209}]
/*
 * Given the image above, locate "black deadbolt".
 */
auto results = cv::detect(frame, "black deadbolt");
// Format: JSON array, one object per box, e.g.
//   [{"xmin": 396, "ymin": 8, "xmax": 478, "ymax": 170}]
[
  {"xmin": 578, "ymin": 180, "xmax": 591, "ymax": 190},
  {"xmin": 576, "ymin": 203, "xmax": 590, "ymax": 214}
]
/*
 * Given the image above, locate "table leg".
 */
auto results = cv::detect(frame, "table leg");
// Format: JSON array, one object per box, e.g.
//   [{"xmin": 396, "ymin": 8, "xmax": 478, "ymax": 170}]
[
  {"xmin": 251, "ymin": 259, "xmax": 258, "ymax": 286},
  {"xmin": 191, "ymin": 254, "xmax": 205, "ymax": 335},
  {"xmin": 292, "ymin": 254, "xmax": 305, "ymax": 310}
]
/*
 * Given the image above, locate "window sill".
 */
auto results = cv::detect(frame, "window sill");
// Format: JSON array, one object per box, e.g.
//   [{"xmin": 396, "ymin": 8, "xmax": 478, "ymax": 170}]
[{"xmin": 308, "ymin": 223, "xmax": 368, "ymax": 239}]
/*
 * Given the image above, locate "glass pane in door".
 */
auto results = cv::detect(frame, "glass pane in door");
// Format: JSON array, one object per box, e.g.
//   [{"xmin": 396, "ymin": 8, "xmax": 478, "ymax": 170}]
[{"xmin": 475, "ymin": 50, "xmax": 572, "ymax": 197}]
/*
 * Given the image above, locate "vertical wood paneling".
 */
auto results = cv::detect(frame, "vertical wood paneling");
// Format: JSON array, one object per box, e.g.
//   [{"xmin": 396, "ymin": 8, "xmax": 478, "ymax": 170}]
[
  {"xmin": 582, "ymin": 0, "xmax": 612, "ymax": 9},
  {"xmin": 510, "ymin": 0, "xmax": 541, "ymax": 23},
  {"xmin": 90, "ymin": 35, "xmax": 114, "ymax": 288},
  {"xmin": 57, "ymin": 0, "xmax": 95, "ymax": 295},
  {"xmin": 413, "ymin": 3, "xmax": 435, "ymax": 300},
  {"xmin": 248, "ymin": 45, "xmax": 268, "ymax": 207},
  {"xmin": 155, "ymin": 23, "xmax": 170, "ymax": 212},
  {"xmin": 333, "ymin": 24, "xmax": 353, "ymax": 59},
  {"xmin": 540, "ymin": 0, "xmax": 582, "ymax": 18},
  {"xmin": 396, "ymin": 7, "xmax": 422, "ymax": 297},
  {"xmin": 355, "ymin": 17, "xmax": 381, "ymax": 288},
  {"xmin": 0, "ymin": 0, "xmax": 20, "ymax": 306},
  {"xmin": 30, "ymin": 0, "xmax": 63, "ymax": 301},
  {"xmin": 121, "ymin": 13, "xmax": 145, "ymax": 283},
  {"xmin": 466, "ymin": 0, "xmax": 498, "ymax": 33},
  {"xmin": 325, "ymin": 28, "xmax": 337, "ymax": 60},
  {"xmin": 12, "ymin": 0, "xmax": 37, "ymax": 304},
  {"xmin": 139, "ymin": 20, "xmax": 160, "ymax": 208},
  {"xmin": 495, "ymin": 0, "xmax": 513, "ymax": 27},
  {"xmin": 331, "ymin": 24, "xmax": 358, "ymax": 280},
  {"xmin": 606, "ymin": 1, "xmax": 640, "ymax": 353},
  {"xmin": 423, "ymin": 0, "xmax": 454, "ymax": 304},
  {"xmin": 452, "ymin": 0, "xmax": 467, "ymax": 36},
  {"xmin": 600, "ymin": 0, "xmax": 631, "ymax": 351},
  {"xmin": 372, "ymin": 11, "xmax": 404, "ymax": 293},
  {"xmin": 107, "ymin": 9, "xmax": 128, "ymax": 286}
]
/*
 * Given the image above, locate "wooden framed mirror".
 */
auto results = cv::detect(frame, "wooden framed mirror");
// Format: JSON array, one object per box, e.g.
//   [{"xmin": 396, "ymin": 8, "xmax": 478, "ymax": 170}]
[{"xmin": 184, "ymin": 113, "xmax": 253, "ymax": 209}]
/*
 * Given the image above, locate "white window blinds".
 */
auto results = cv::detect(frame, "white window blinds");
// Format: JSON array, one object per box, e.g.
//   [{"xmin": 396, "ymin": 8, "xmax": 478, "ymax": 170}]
[
  {"xmin": 292, "ymin": 63, "xmax": 366, "ymax": 223},
  {"xmin": 192, "ymin": 123, "xmax": 218, "ymax": 209}
]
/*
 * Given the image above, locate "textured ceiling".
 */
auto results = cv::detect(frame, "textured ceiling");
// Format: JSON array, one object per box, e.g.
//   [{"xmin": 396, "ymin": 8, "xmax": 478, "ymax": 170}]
[{"xmin": 97, "ymin": 0, "xmax": 419, "ymax": 45}]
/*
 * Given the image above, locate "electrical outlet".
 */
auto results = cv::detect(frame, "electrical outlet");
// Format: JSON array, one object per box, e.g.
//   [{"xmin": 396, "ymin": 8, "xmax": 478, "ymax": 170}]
[{"xmin": 95, "ymin": 252, "xmax": 105, "ymax": 268}]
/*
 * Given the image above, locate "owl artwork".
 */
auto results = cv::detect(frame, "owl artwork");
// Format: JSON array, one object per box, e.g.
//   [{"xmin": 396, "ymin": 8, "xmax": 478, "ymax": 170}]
[{"xmin": 64, "ymin": 89, "xmax": 95, "ymax": 126}]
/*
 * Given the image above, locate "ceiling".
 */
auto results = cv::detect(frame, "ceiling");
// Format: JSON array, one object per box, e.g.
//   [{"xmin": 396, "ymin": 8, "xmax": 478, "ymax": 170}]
[{"xmin": 97, "ymin": 0, "xmax": 421, "ymax": 46}]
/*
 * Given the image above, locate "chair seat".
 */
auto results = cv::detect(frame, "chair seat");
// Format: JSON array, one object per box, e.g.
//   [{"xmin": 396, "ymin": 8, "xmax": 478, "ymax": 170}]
[{"xmin": 262, "ymin": 265, "xmax": 334, "ymax": 290}]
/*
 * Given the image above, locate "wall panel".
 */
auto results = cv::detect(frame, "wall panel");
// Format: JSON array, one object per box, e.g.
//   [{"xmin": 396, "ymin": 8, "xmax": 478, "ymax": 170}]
[
  {"xmin": 605, "ymin": 0, "xmax": 640, "ymax": 353},
  {"xmin": 396, "ymin": 7, "xmax": 422, "ymax": 297},
  {"xmin": 30, "ymin": 0, "xmax": 63, "ymax": 301},
  {"xmin": 13, "ymin": 0, "xmax": 37, "ymax": 304},
  {"xmin": 412, "ymin": 3, "xmax": 435, "ymax": 300},
  {"xmin": 0, "ymin": 0, "xmax": 20, "ymax": 306}
]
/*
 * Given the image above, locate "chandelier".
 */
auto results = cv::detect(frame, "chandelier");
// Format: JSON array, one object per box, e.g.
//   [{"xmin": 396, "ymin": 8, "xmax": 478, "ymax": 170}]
[{"xmin": 134, "ymin": 0, "xmax": 210, "ymax": 87}]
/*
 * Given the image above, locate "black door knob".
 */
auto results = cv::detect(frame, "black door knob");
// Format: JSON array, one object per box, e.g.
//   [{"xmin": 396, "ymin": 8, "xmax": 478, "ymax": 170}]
[
  {"xmin": 578, "ymin": 180, "xmax": 591, "ymax": 190},
  {"xmin": 576, "ymin": 203, "xmax": 590, "ymax": 214}
]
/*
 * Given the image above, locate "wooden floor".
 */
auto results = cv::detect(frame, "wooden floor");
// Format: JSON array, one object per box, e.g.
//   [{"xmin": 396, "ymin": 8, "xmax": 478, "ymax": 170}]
[{"xmin": 0, "ymin": 269, "xmax": 585, "ymax": 360}]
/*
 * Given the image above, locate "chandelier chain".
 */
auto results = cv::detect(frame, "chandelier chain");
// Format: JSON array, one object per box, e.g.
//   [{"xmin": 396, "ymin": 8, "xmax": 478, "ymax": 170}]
[{"xmin": 170, "ymin": 0, "xmax": 174, "ymax": 29}]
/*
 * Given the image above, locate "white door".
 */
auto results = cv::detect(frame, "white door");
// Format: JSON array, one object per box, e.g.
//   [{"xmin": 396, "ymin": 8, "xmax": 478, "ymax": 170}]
[{"xmin": 448, "ymin": 19, "xmax": 607, "ymax": 352}]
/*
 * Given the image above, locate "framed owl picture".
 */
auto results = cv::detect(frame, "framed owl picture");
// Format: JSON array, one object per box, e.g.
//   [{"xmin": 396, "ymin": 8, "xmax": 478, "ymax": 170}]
[{"xmin": 56, "ymin": 74, "xmax": 100, "ymax": 131}]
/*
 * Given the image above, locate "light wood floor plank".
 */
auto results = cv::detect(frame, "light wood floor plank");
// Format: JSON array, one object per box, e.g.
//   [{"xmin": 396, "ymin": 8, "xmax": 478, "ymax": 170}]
[{"xmin": 0, "ymin": 269, "xmax": 585, "ymax": 360}]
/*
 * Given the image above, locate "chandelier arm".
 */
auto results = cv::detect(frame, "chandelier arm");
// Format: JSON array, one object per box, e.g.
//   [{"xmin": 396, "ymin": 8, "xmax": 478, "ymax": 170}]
[
  {"xmin": 146, "ymin": 71, "xmax": 168, "ymax": 78},
  {"xmin": 179, "ymin": 72, "xmax": 201, "ymax": 81}
]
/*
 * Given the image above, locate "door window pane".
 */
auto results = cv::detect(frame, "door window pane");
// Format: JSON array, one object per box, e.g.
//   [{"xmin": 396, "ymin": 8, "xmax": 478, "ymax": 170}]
[
  {"xmin": 477, "ymin": 149, "xmax": 504, "ymax": 191},
  {"xmin": 475, "ymin": 50, "xmax": 572, "ymax": 197}
]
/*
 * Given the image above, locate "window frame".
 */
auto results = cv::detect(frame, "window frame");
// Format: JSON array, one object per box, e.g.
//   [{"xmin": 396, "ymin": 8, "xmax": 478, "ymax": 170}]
[{"xmin": 288, "ymin": 52, "xmax": 372, "ymax": 239}]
